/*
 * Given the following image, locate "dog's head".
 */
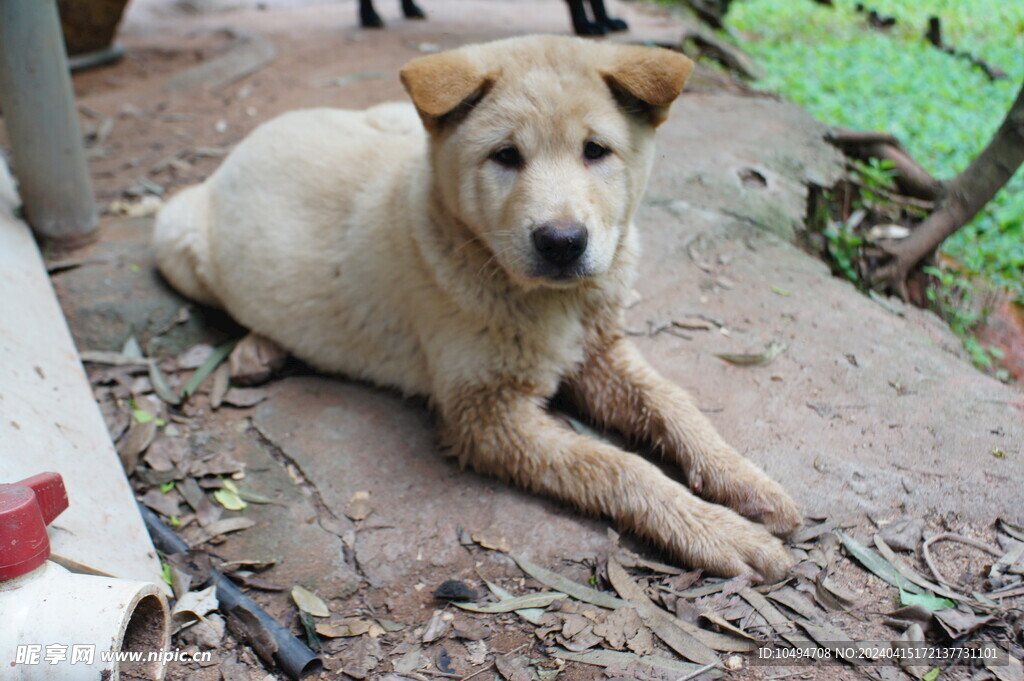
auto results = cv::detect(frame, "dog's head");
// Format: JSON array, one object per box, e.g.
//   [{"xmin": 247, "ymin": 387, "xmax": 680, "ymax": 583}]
[{"xmin": 400, "ymin": 36, "xmax": 693, "ymax": 288}]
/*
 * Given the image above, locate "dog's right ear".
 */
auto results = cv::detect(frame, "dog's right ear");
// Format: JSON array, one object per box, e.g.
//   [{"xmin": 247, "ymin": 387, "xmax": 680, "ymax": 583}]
[{"xmin": 400, "ymin": 51, "xmax": 494, "ymax": 132}]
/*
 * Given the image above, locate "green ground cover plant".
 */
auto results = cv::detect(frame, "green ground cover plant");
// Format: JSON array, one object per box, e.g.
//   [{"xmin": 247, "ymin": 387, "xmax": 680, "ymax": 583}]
[
  {"xmin": 729, "ymin": 0, "xmax": 1023, "ymax": 299},
  {"xmin": 723, "ymin": 0, "xmax": 1023, "ymax": 374}
]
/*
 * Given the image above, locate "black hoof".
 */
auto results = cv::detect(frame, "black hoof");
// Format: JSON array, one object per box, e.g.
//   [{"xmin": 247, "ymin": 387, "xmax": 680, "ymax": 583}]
[
  {"xmin": 601, "ymin": 16, "xmax": 628, "ymax": 31},
  {"xmin": 402, "ymin": 1, "xmax": 427, "ymax": 18},
  {"xmin": 573, "ymin": 20, "xmax": 607, "ymax": 35},
  {"xmin": 360, "ymin": 11, "xmax": 385, "ymax": 27}
]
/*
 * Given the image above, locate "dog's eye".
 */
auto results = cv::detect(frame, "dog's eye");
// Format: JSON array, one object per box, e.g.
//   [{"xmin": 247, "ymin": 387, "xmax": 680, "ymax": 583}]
[
  {"xmin": 490, "ymin": 145, "xmax": 524, "ymax": 169},
  {"xmin": 583, "ymin": 141, "xmax": 609, "ymax": 162}
]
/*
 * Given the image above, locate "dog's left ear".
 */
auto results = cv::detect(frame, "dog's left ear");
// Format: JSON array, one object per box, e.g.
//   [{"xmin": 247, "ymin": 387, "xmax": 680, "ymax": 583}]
[
  {"xmin": 400, "ymin": 51, "xmax": 494, "ymax": 132},
  {"xmin": 601, "ymin": 46, "xmax": 694, "ymax": 127}
]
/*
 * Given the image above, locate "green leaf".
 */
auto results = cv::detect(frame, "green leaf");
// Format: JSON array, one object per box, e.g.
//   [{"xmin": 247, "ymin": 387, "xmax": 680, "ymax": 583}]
[
  {"xmin": 161, "ymin": 561, "xmax": 173, "ymax": 586},
  {"xmin": 900, "ymin": 588, "xmax": 955, "ymax": 612},
  {"xmin": 923, "ymin": 667, "xmax": 941, "ymax": 681},
  {"xmin": 159, "ymin": 481, "xmax": 175, "ymax": 493},
  {"xmin": 181, "ymin": 339, "xmax": 238, "ymax": 398},
  {"xmin": 452, "ymin": 591, "xmax": 567, "ymax": 613},
  {"xmin": 213, "ymin": 488, "xmax": 247, "ymax": 511},
  {"xmin": 132, "ymin": 409, "xmax": 155, "ymax": 424},
  {"xmin": 512, "ymin": 555, "xmax": 627, "ymax": 609},
  {"xmin": 838, "ymin": 532, "xmax": 922, "ymax": 593},
  {"xmin": 149, "ymin": 361, "xmax": 182, "ymax": 406}
]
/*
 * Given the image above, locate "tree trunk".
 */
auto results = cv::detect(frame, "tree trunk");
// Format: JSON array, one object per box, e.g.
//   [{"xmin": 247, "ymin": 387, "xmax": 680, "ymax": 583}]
[{"xmin": 871, "ymin": 81, "xmax": 1024, "ymax": 297}]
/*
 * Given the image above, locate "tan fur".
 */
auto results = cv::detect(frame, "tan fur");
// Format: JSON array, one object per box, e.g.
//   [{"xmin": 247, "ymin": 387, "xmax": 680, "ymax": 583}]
[{"xmin": 153, "ymin": 35, "xmax": 800, "ymax": 580}]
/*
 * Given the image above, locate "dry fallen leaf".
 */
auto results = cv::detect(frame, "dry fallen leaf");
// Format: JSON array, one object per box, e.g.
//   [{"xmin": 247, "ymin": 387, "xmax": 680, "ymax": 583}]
[
  {"xmin": 451, "ymin": 617, "xmax": 491, "ymax": 641},
  {"xmin": 715, "ymin": 341, "xmax": 787, "ymax": 367},
  {"xmin": 177, "ymin": 344, "xmax": 215, "ymax": 370},
  {"xmin": 222, "ymin": 387, "xmax": 269, "ymax": 408},
  {"xmin": 198, "ymin": 517, "xmax": 255, "ymax": 543},
  {"xmin": 593, "ymin": 606, "xmax": 642, "ymax": 650},
  {"xmin": 143, "ymin": 436, "xmax": 189, "ymax": 473},
  {"xmin": 494, "ymin": 654, "xmax": 532, "ymax": 681},
  {"xmin": 139, "ymin": 487, "xmax": 182, "ymax": 518},
  {"xmin": 473, "ymin": 526, "xmax": 511, "ymax": 553},
  {"xmin": 392, "ymin": 644, "xmax": 425, "ymax": 674},
  {"xmin": 315, "ymin": 617, "xmax": 371, "ymax": 638},
  {"xmin": 421, "ymin": 611, "xmax": 450, "ymax": 643},
  {"xmin": 291, "ymin": 585, "xmax": 330, "ymax": 617},
  {"xmin": 171, "ymin": 585, "xmax": 218, "ymax": 627},
  {"xmin": 465, "ymin": 640, "xmax": 488, "ymax": 666},
  {"xmin": 178, "ymin": 477, "xmax": 222, "ymax": 527},
  {"xmin": 209, "ymin": 363, "xmax": 230, "ymax": 409},
  {"xmin": 117, "ymin": 418, "xmax": 157, "ymax": 472},
  {"xmin": 453, "ymin": 591, "xmax": 566, "ymax": 614},
  {"xmin": 340, "ymin": 635, "xmax": 382, "ymax": 679}
]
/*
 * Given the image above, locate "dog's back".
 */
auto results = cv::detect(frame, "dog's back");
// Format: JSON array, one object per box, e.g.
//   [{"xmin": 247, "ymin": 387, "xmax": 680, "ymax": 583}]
[{"xmin": 154, "ymin": 104, "xmax": 432, "ymax": 391}]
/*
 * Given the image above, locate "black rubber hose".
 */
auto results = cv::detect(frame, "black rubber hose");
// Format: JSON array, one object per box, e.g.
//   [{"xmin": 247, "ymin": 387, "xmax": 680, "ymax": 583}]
[{"xmin": 138, "ymin": 504, "xmax": 322, "ymax": 679}]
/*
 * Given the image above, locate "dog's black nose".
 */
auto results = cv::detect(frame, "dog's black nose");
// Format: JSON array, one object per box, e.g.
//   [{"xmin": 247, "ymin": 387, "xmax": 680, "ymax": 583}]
[{"xmin": 532, "ymin": 222, "xmax": 588, "ymax": 267}]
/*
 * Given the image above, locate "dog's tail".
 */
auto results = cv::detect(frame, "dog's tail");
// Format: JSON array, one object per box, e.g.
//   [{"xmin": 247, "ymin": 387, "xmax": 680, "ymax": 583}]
[{"xmin": 153, "ymin": 184, "xmax": 222, "ymax": 308}]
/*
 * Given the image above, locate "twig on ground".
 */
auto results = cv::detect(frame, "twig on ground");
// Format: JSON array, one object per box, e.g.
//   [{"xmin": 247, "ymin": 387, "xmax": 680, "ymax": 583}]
[
  {"xmin": 922, "ymin": 533, "xmax": 1003, "ymax": 586},
  {"xmin": 675, "ymin": 661, "xmax": 721, "ymax": 681},
  {"xmin": 459, "ymin": 662, "xmax": 495, "ymax": 681}
]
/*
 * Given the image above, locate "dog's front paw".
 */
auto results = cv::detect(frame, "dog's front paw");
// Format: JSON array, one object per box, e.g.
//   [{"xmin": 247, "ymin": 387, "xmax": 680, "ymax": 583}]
[
  {"xmin": 734, "ymin": 476, "xmax": 802, "ymax": 537},
  {"xmin": 683, "ymin": 447, "xmax": 800, "ymax": 537},
  {"xmin": 658, "ymin": 497, "xmax": 794, "ymax": 583}
]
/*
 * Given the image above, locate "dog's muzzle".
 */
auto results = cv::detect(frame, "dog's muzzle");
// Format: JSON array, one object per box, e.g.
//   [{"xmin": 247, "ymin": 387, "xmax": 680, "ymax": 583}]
[{"xmin": 531, "ymin": 221, "xmax": 589, "ymax": 275}]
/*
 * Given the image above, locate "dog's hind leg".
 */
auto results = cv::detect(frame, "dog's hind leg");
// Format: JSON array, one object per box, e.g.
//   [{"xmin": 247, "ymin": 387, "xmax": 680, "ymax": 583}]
[
  {"xmin": 439, "ymin": 384, "xmax": 793, "ymax": 580},
  {"xmin": 588, "ymin": 0, "xmax": 628, "ymax": 32},
  {"xmin": 565, "ymin": 0, "xmax": 606, "ymax": 35},
  {"xmin": 401, "ymin": 0, "xmax": 426, "ymax": 19},
  {"xmin": 564, "ymin": 336, "xmax": 802, "ymax": 537},
  {"xmin": 229, "ymin": 333, "xmax": 289, "ymax": 386},
  {"xmin": 153, "ymin": 184, "xmax": 222, "ymax": 308},
  {"xmin": 360, "ymin": 0, "xmax": 385, "ymax": 28}
]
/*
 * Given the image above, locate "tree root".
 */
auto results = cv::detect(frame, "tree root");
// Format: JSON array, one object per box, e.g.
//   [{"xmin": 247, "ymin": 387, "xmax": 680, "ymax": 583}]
[
  {"xmin": 828, "ymin": 82, "xmax": 1024, "ymax": 299},
  {"xmin": 827, "ymin": 127, "xmax": 946, "ymax": 202}
]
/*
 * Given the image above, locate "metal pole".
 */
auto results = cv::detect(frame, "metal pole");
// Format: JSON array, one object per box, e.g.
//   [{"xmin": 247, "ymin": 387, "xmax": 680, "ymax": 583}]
[{"xmin": 0, "ymin": 0, "xmax": 98, "ymax": 244}]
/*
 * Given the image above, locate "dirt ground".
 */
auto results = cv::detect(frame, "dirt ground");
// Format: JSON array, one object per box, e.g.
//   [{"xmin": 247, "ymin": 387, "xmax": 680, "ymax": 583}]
[{"xmin": 3, "ymin": 0, "xmax": 1022, "ymax": 679}]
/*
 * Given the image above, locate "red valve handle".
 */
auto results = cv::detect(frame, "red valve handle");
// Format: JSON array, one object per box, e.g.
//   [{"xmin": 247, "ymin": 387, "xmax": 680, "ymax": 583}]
[{"xmin": 0, "ymin": 472, "xmax": 68, "ymax": 580}]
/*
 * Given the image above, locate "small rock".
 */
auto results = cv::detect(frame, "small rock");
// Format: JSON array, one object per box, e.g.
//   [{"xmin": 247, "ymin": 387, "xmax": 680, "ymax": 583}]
[{"xmin": 880, "ymin": 518, "xmax": 925, "ymax": 552}]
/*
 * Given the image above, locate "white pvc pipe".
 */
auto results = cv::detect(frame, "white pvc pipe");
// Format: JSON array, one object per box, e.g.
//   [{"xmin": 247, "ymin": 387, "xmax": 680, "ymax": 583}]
[{"xmin": 1, "ymin": 561, "xmax": 170, "ymax": 681}]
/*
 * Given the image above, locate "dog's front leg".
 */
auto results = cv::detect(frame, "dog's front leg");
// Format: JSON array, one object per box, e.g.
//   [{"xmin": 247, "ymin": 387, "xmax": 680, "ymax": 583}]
[
  {"xmin": 439, "ymin": 385, "xmax": 793, "ymax": 580},
  {"xmin": 564, "ymin": 336, "xmax": 801, "ymax": 536}
]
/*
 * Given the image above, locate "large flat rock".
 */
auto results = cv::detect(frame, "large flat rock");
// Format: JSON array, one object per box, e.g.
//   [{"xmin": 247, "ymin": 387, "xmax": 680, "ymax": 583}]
[{"xmin": 250, "ymin": 378, "xmax": 611, "ymax": 587}]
